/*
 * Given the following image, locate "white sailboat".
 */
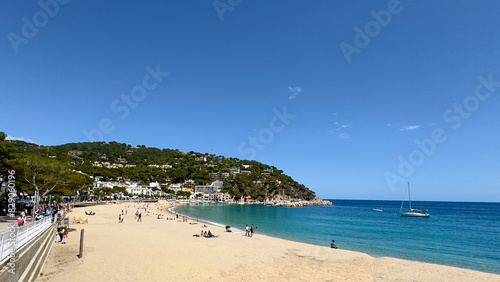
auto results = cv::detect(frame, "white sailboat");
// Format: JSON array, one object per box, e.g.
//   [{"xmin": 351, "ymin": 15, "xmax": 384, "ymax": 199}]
[{"xmin": 400, "ymin": 182, "xmax": 430, "ymax": 218}]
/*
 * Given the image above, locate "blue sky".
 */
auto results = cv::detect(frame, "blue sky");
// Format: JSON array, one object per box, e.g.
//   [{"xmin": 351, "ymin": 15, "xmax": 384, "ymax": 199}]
[{"xmin": 1, "ymin": 1, "xmax": 499, "ymax": 202}]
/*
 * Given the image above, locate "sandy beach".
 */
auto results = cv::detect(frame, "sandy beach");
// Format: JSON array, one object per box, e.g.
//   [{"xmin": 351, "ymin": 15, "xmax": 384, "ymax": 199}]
[{"xmin": 36, "ymin": 201, "xmax": 500, "ymax": 282}]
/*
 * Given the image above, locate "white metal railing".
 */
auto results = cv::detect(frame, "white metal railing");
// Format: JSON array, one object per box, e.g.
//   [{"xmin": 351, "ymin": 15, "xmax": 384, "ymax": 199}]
[{"xmin": 0, "ymin": 216, "xmax": 53, "ymax": 262}]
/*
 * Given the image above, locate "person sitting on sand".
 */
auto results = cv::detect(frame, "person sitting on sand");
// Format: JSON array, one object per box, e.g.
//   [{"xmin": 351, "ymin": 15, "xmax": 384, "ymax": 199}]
[
  {"xmin": 331, "ymin": 240, "xmax": 338, "ymax": 249},
  {"xmin": 203, "ymin": 231, "xmax": 208, "ymax": 237},
  {"xmin": 208, "ymin": 230, "xmax": 213, "ymax": 238}
]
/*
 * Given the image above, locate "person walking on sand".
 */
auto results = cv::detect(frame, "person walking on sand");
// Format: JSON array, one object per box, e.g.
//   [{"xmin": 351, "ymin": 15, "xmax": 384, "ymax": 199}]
[
  {"xmin": 250, "ymin": 224, "xmax": 254, "ymax": 237},
  {"xmin": 138, "ymin": 213, "xmax": 142, "ymax": 222},
  {"xmin": 245, "ymin": 224, "xmax": 249, "ymax": 237},
  {"xmin": 56, "ymin": 226, "xmax": 62, "ymax": 243}
]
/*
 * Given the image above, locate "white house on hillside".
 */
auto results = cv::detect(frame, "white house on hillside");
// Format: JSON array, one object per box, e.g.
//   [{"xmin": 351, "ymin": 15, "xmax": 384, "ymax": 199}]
[{"xmin": 126, "ymin": 183, "xmax": 152, "ymax": 196}]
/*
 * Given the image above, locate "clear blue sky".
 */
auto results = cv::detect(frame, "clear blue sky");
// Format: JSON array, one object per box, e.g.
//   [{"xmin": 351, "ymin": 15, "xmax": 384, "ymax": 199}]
[{"xmin": 2, "ymin": 1, "xmax": 499, "ymax": 202}]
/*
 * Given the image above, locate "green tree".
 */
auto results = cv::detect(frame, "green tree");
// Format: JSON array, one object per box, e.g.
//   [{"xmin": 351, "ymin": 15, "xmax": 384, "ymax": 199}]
[
  {"xmin": 176, "ymin": 190, "xmax": 191, "ymax": 198},
  {"xmin": 0, "ymin": 132, "xmax": 15, "ymax": 178},
  {"xmin": 65, "ymin": 172, "xmax": 93, "ymax": 200},
  {"xmin": 11, "ymin": 154, "xmax": 72, "ymax": 210},
  {"xmin": 0, "ymin": 132, "xmax": 16, "ymax": 215}
]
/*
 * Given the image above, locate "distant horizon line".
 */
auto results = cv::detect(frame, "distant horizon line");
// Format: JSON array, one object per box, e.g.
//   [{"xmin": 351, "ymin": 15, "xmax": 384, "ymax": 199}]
[{"xmin": 322, "ymin": 198, "xmax": 500, "ymax": 204}]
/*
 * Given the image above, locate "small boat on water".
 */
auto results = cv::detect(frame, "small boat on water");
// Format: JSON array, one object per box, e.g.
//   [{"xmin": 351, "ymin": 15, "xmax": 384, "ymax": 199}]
[
  {"xmin": 400, "ymin": 182, "xmax": 430, "ymax": 218},
  {"xmin": 372, "ymin": 208, "xmax": 383, "ymax": 212}
]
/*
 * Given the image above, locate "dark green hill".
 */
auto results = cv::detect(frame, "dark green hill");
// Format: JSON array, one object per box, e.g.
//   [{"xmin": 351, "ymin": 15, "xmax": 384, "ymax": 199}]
[{"xmin": 12, "ymin": 141, "xmax": 316, "ymax": 201}]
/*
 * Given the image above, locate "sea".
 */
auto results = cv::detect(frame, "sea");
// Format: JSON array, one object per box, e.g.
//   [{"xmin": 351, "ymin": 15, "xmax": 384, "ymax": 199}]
[{"xmin": 173, "ymin": 200, "xmax": 500, "ymax": 275}]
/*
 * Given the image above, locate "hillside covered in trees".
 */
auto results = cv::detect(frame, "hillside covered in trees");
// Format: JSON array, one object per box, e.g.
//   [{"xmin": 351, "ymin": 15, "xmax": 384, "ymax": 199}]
[{"xmin": 7, "ymin": 137, "xmax": 317, "ymax": 201}]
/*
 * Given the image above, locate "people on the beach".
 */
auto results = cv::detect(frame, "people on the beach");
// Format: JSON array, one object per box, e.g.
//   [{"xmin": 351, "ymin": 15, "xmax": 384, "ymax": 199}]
[
  {"xmin": 138, "ymin": 213, "xmax": 142, "ymax": 222},
  {"xmin": 62, "ymin": 226, "xmax": 68, "ymax": 244},
  {"xmin": 250, "ymin": 225, "xmax": 254, "ymax": 237},
  {"xmin": 245, "ymin": 224, "xmax": 249, "ymax": 236},
  {"xmin": 56, "ymin": 226, "xmax": 67, "ymax": 244},
  {"xmin": 331, "ymin": 240, "xmax": 338, "ymax": 249},
  {"xmin": 56, "ymin": 226, "xmax": 63, "ymax": 243}
]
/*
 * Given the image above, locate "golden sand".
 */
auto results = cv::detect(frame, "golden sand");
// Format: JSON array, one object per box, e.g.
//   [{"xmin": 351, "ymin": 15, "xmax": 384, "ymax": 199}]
[{"xmin": 36, "ymin": 201, "xmax": 500, "ymax": 282}]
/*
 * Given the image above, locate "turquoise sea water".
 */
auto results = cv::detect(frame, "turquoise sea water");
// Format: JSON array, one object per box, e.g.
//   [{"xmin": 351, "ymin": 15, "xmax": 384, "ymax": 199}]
[{"xmin": 174, "ymin": 200, "xmax": 500, "ymax": 274}]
